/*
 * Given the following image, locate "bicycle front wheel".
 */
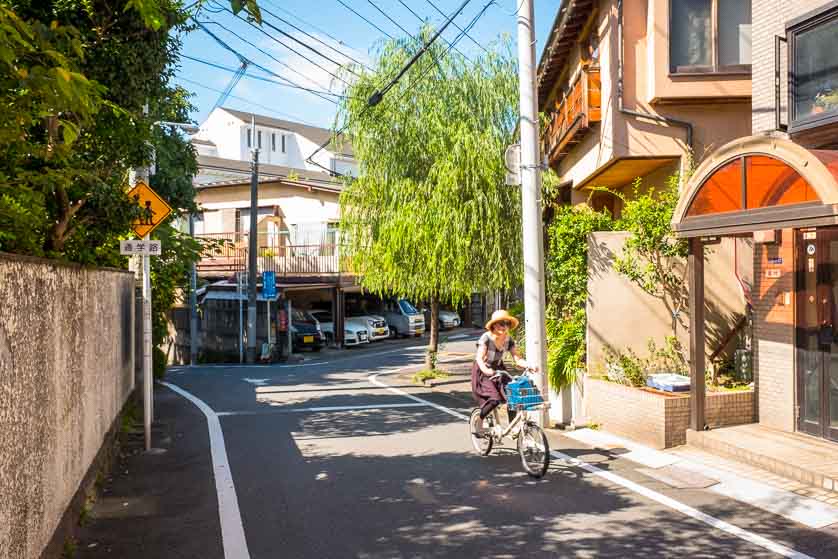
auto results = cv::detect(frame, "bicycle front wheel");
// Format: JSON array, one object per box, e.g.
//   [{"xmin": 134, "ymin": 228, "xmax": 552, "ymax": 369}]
[
  {"xmin": 518, "ymin": 422, "xmax": 550, "ymax": 478},
  {"xmin": 469, "ymin": 408, "xmax": 493, "ymax": 456}
]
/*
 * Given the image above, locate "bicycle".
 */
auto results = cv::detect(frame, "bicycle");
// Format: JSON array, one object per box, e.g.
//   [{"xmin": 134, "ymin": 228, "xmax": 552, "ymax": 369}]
[{"xmin": 468, "ymin": 368, "xmax": 551, "ymax": 478}]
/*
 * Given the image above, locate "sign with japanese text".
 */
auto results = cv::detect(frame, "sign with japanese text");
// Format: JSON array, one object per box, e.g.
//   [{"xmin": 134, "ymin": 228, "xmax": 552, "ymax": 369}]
[
  {"xmin": 127, "ymin": 181, "xmax": 172, "ymax": 238},
  {"xmin": 263, "ymin": 271, "xmax": 277, "ymax": 299},
  {"xmin": 120, "ymin": 240, "xmax": 162, "ymax": 256}
]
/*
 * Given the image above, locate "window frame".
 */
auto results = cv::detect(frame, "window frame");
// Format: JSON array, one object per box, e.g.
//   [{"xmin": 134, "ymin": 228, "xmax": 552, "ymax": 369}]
[
  {"xmin": 246, "ymin": 128, "xmax": 251, "ymax": 148},
  {"xmin": 669, "ymin": 0, "xmax": 752, "ymax": 76},
  {"xmin": 271, "ymin": 132, "xmax": 276, "ymax": 151},
  {"xmin": 257, "ymin": 130, "xmax": 262, "ymax": 149},
  {"xmin": 281, "ymin": 134, "xmax": 286, "ymax": 153},
  {"xmin": 787, "ymin": 2, "xmax": 838, "ymax": 135}
]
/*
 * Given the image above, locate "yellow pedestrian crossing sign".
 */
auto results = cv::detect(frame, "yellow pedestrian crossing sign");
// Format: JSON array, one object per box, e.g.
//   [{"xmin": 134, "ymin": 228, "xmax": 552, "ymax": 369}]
[{"xmin": 127, "ymin": 181, "xmax": 172, "ymax": 238}]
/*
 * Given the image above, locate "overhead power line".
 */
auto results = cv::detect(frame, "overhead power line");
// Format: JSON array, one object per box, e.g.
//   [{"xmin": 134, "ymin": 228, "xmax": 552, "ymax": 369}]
[
  {"xmin": 367, "ymin": 0, "xmax": 475, "ymax": 106},
  {"xmin": 424, "ymin": 0, "xmax": 490, "ymax": 54},
  {"xmin": 197, "ymin": 19, "xmax": 336, "ymax": 92},
  {"xmin": 180, "ymin": 54, "xmax": 347, "ymax": 103},
  {"xmin": 176, "ymin": 75, "xmax": 321, "ymax": 126},
  {"xmin": 333, "ymin": 0, "xmax": 396, "ymax": 40},
  {"xmin": 396, "ymin": 0, "xmax": 472, "ymax": 61},
  {"xmin": 305, "ymin": 0, "xmax": 480, "ymax": 176},
  {"xmin": 259, "ymin": 5, "xmax": 372, "ymax": 71},
  {"xmin": 261, "ymin": 0, "xmax": 363, "ymax": 54},
  {"xmin": 366, "ymin": 0, "xmax": 416, "ymax": 39},
  {"xmin": 219, "ymin": 5, "xmax": 354, "ymax": 85}
]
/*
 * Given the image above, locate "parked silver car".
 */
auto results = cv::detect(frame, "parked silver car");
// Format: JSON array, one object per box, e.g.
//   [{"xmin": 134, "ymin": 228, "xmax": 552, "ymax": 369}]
[{"xmin": 310, "ymin": 310, "xmax": 370, "ymax": 346}]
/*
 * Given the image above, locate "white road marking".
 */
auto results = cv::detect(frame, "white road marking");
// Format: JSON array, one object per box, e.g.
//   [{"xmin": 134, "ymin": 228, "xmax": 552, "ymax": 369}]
[
  {"xmin": 446, "ymin": 333, "xmax": 471, "ymax": 340},
  {"xmin": 368, "ymin": 371, "xmax": 470, "ymax": 421},
  {"xmin": 161, "ymin": 382, "xmax": 251, "ymax": 559},
  {"xmin": 371, "ymin": 371, "xmax": 816, "ymax": 559},
  {"xmin": 242, "ymin": 378, "xmax": 270, "ymax": 386},
  {"xmin": 217, "ymin": 403, "xmax": 430, "ymax": 416}
]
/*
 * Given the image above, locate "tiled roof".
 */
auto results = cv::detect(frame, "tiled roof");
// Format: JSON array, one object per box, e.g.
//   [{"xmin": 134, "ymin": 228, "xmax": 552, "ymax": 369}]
[
  {"xmin": 220, "ymin": 107, "xmax": 354, "ymax": 157},
  {"xmin": 194, "ymin": 155, "xmax": 344, "ymax": 192}
]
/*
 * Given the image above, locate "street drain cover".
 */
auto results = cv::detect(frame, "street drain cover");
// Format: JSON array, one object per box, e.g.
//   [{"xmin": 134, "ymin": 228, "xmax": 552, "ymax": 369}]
[{"xmin": 638, "ymin": 465, "xmax": 720, "ymax": 489}]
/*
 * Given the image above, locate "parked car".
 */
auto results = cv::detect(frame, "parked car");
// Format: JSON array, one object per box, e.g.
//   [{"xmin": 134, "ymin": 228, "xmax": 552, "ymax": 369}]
[
  {"xmin": 421, "ymin": 306, "xmax": 462, "ymax": 330},
  {"xmin": 291, "ymin": 309, "xmax": 325, "ymax": 352},
  {"xmin": 348, "ymin": 311, "xmax": 390, "ymax": 341},
  {"xmin": 382, "ymin": 298, "xmax": 425, "ymax": 338},
  {"xmin": 310, "ymin": 310, "xmax": 370, "ymax": 347}
]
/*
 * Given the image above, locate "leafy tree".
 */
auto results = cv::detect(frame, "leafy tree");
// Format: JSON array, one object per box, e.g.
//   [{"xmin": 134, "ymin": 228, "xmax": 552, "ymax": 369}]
[{"xmin": 338, "ymin": 30, "xmax": 521, "ymax": 368}]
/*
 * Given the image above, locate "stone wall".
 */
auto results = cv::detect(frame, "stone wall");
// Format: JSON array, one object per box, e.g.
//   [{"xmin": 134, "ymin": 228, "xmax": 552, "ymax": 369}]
[
  {"xmin": 0, "ymin": 253, "xmax": 134, "ymax": 559},
  {"xmin": 584, "ymin": 377, "xmax": 756, "ymax": 448}
]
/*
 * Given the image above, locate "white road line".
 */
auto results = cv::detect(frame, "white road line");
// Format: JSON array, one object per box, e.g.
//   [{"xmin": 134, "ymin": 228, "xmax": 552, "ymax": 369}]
[
  {"xmin": 161, "ymin": 382, "xmax": 251, "ymax": 559},
  {"xmin": 217, "ymin": 403, "xmax": 430, "ymax": 416},
  {"xmin": 168, "ymin": 345, "xmax": 429, "ymax": 373},
  {"xmin": 369, "ymin": 370, "xmax": 470, "ymax": 421},
  {"xmin": 370, "ymin": 371, "xmax": 816, "ymax": 559}
]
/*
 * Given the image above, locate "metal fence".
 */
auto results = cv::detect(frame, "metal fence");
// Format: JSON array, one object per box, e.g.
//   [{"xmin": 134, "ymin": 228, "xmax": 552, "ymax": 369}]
[{"xmin": 196, "ymin": 232, "xmax": 342, "ymax": 276}]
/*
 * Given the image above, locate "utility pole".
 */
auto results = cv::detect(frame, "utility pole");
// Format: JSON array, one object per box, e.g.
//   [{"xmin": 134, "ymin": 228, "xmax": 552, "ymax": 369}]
[
  {"xmin": 189, "ymin": 213, "xmax": 198, "ymax": 366},
  {"xmin": 247, "ymin": 116, "xmax": 259, "ymax": 363},
  {"xmin": 515, "ymin": 0, "xmax": 554, "ymax": 425}
]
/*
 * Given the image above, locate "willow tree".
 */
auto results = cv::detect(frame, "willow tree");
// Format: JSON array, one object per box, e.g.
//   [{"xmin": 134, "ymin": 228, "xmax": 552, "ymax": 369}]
[{"xmin": 337, "ymin": 30, "xmax": 521, "ymax": 369}]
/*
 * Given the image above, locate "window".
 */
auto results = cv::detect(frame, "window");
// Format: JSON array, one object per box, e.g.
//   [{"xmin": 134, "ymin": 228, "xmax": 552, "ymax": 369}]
[
  {"xmin": 281, "ymin": 134, "xmax": 286, "ymax": 153},
  {"xmin": 246, "ymin": 129, "xmax": 251, "ymax": 148},
  {"xmin": 670, "ymin": 0, "xmax": 751, "ymax": 74},
  {"xmin": 271, "ymin": 133, "xmax": 276, "ymax": 151},
  {"xmin": 788, "ymin": 5, "xmax": 838, "ymax": 132},
  {"xmin": 257, "ymin": 130, "xmax": 262, "ymax": 149}
]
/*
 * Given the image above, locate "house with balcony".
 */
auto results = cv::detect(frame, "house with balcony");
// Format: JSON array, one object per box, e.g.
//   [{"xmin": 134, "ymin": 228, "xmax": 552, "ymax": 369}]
[
  {"xmin": 538, "ymin": 0, "xmax": 754, "ymax": 376},
  {"xmin": 667, "ymin": 0, "xmax": 838, "ymax": 485},
  {"xmin": 188, "ymin": 110, "xmax": 360, "ymax": 357}
]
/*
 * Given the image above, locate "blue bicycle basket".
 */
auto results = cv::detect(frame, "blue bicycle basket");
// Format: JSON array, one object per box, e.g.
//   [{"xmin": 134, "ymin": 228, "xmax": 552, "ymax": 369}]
[{"xmin": 506, "ymin": 377, "xmax": 544, "ymax": 410}]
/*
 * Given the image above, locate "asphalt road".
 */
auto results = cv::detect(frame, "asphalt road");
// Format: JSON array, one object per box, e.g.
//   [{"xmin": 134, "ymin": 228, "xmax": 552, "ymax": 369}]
[{"xmin": 159, "ymin": 336, "xmax": 838, "ymax": 559}]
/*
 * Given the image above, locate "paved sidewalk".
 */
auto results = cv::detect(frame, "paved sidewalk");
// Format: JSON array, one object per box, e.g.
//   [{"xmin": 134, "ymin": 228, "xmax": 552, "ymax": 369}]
[{"xmin": 75, "ymin": 386, "xmax": 223, "ymax": 559}]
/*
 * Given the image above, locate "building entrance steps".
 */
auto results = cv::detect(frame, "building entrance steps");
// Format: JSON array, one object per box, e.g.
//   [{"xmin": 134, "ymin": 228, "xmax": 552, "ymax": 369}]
[{"xmin": 687, "ymin": 424, "xmax": 838, "ymax": 494}]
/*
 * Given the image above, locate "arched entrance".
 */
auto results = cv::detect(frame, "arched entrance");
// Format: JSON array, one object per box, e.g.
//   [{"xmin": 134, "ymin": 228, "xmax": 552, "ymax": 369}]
[{"xmin": 672, "ymin": 135, "xmax": 838, "ymax": 442}]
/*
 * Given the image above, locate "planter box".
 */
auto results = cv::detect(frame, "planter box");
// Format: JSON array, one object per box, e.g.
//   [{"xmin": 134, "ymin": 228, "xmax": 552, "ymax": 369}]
[{"xmin": 583, "ymin": 376, "xmax": 755, "ymax": 449}]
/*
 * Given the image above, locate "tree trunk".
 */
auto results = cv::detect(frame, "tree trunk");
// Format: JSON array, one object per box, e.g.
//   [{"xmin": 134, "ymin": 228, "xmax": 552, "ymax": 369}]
[{"xmin": 425, "ymin": 295, "xmax": 440, "ymax": 370}]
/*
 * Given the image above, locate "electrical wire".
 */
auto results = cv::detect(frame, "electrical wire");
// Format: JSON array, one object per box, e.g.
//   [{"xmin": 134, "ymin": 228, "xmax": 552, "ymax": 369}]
[
  {"xmin": 366, "ymin": 0, "xmax": 416, "ymax": 39},
  {"xmin": 218, "ymin": 5, "xmax": 354, "ymax": 85},
  {"xmin": 180, "ymin": 54, "xmax": 346, "ymax": 104},
  {"xmin": 175, "ymin": 75, "xmax": 321, "ymax": 126},
  {"xmin": 333, "ymin": 0, "xmax": 396, "ymax": 40},
  {"xmin": 196, "ymin": 19, "xmax": 336, "ymax": 92},
  {"xmin": 396, "ymin": 0, "xmax": 472, "ymax": 62},
  {"xmin": 305, "ymin": 0, "xmax": 482, "ymax": 177},
  {"xmin": 261, "ymin": 0, "xmax": 362, "ymax": 54},
  {"xmin": 210, "ymin": 60, "xmax": 248, "ymax": 111},
  {"xmin": 424, "ymin": 0, "xmax": 490, "ymax": 54},
  {"xmin": 259, "ymin": 4, "xmax": 372, "ymax": 71}
]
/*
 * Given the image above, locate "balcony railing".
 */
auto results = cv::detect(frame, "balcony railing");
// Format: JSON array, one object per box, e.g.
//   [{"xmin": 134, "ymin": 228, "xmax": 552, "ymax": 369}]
[
  {"xmin": 542, "ymin": 67, "xmax": 601, "ymax": 166},
  {"xmin": 196, "ymin": 232, "xmax": 345, "ymax": 276}
]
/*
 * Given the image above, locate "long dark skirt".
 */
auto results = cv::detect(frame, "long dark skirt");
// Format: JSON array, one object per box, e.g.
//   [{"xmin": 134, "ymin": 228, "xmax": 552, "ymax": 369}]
[{"xmin": 471, "ymin": 361, "xmax": 512, "ymax": 419}]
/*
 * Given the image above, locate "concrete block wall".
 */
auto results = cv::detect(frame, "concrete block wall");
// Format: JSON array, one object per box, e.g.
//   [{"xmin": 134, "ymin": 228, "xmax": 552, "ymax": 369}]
[
  {"xmin": 752, "ymin": 0, "xmax": 829, "ymax": 134},
  {"xmin": 0, "ymin": 253, "xmax": 135, "ymax": 559},
  {"xmin": 752, "ymin": 229, "xmax": 796, "ymax": 432}
]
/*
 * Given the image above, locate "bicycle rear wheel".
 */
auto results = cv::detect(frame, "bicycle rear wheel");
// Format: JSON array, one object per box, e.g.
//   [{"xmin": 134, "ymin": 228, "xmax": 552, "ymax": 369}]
[
  {"xmin": 518, "ymin": 422, "xmax": 550, "ymax": 478},
  {"xmin": 469, "ymin": 408, "xmax": 493, "ymax": 456}
]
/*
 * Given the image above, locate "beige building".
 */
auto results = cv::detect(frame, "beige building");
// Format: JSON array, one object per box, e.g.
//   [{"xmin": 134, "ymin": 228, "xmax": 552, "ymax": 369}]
[
  {"xmin": 537, "ymin": 0, "xmax": 753, "ymax": 368},
  {"xmin": 538, "ymin": 0, "xmax": 752, "ymax": 217}
]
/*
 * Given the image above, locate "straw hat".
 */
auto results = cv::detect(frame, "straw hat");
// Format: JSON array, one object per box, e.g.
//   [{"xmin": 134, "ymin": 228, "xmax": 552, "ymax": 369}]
[{"xmin": 485, "ymin": 309, "xmax": 519, "ymax": 331}]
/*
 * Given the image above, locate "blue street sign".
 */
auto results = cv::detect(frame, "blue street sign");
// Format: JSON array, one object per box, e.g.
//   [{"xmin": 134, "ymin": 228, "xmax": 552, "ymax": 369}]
[{"xmin": 263, "ymin": 271, "xmax": 276, "ymax": 299}]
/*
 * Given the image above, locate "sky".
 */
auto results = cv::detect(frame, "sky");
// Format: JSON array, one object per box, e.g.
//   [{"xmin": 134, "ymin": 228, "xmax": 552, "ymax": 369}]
[{"xmin": 174, "ymin": 0, "xmax": 563, "ymax": 130}]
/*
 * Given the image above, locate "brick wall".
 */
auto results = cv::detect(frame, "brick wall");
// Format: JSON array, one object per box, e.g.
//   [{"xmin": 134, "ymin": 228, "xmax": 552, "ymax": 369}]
[
  {"xmin": 584, "ymin": 377, "xmax": 756, "ymax": 449},
  {"xmin": 752, "ymin": 229, "xmax": 796, "ymax": 432},
  {"xmin": 752, "ymin": 0, "xmax": 830, "ymax": 134}
]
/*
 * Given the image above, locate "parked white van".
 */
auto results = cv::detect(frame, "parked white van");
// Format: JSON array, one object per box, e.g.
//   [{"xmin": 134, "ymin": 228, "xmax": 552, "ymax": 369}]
[{"xmin": 382, "ymin": 299, "xmax": 425, "ymax": 338}]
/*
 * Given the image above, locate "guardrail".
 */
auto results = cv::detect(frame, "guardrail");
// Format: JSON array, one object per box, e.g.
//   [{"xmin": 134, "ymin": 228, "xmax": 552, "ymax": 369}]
[{"xmin": 196, "ymin": 232, "xmax": 342, "ymax": 276}]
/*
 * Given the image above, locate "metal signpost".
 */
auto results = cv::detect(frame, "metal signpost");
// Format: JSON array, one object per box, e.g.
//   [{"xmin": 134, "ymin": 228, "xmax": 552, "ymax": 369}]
[
  {"xmin": 263, "ymin": 271, "xmax": 276, "ymax": 354},
  {"xmin": 124, "ymin": 181, "xmax": 172, "ymax": 452}
]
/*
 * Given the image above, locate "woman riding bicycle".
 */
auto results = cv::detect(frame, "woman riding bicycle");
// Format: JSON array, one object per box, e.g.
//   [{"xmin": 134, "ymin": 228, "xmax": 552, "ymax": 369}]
[{"xmin": 471, "ymin": 309, "xmax": 535, "ymax": 424}]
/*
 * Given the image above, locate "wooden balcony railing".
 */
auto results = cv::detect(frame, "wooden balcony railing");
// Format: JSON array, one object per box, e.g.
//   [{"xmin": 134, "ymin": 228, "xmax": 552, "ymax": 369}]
[
  {"xmin": 196, "ymin": 232, "xmax": 345, "ymax": 276},
  {"xmin": 542, "ymin": 67, "xmax": 601, "ymax": 167}
]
